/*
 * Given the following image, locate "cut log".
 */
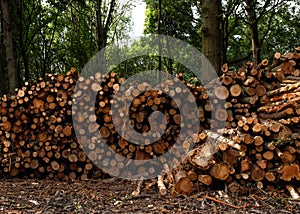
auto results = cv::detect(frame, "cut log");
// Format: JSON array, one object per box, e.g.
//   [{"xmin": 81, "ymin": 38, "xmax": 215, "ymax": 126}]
[
  {"xmin": 278, "ymin": 163, "xmax": 300, "ymax": 181},
  {"xmin": 210, "ymin": 163, "xmax": 230, "ymax": 180},
  {"xmin": 251, "ymin": 165, "xmax": 265, "ymax": 182},
  {"xmin": 230, "ymin": 84, "xmax": 242, "ymax": 97},
  {"xmin": 198, "ymin": 174, "xmax": 212, "ymax": 185},
  {"xmin": 213, "ymin": 85, "xmax": 229, "ymax": 99},
  {"xmin": 174, "ymin": 170, "xmax": 194, "ymax": 195}
]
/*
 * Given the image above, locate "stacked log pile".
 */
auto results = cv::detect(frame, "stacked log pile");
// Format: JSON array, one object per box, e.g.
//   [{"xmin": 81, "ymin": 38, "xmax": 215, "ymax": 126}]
[
  {"xmin": 72, "ymin": 71, "xmax": 210, "ymax": 178},
  {"xmin": 167, "ymin": 49, "xmax": 300, "ymax": 196},
  {"xmin": 0, "ymin": 68, "xmax": 101, "ymax": 180},
  {"xmin": 0, "ymin": 48, "xmax": 300, "ymax": 197}
]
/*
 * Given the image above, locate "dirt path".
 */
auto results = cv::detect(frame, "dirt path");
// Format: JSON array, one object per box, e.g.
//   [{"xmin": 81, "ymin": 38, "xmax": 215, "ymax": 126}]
[{"xmin": 0, "ymin": 178, "xmax": 299, "ymax": 213}]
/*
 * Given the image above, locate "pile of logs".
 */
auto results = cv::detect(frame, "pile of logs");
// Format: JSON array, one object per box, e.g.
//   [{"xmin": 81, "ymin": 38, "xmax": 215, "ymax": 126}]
[
  {"xmin": 167, "ymin": 48, "xmax": 300, "ymax": 196},
  {"xmin": 0, "ymin": 47, "xmax": 300, "ymax": 198},
  {"xmin": 0, "ymin": 68, "xmax": 101, "ymax": 180}
]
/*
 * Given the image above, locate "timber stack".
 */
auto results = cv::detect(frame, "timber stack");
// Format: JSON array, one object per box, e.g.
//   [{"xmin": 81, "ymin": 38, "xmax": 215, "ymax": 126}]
[
  {"xmin": 168, "ymin": 47, "xmax": 300, "ymax": 196},
  {"xmin": 0, "ymin": 68, "xmax": 101, "ymax": 180},
  {"xmin": 0, "ymin": 47, "xmax": 300, "ymax": 198}
]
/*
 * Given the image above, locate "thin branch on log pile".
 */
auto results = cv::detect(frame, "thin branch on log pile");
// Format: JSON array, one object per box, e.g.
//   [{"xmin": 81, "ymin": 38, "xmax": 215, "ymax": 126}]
[
  {"xmin": 259, "ymin": 110, "xmax": 288, "ymax": 119},
  {"xmin": 285, "ymin": 76, "xmax": 300, "ymax": 81},
  {"xmin": 266, "ymin": 82, "xmax": 300, "ymax": 97},
  {"xmin": 258, "ymin": 96, "xmax": 300, "ymax": 114}
]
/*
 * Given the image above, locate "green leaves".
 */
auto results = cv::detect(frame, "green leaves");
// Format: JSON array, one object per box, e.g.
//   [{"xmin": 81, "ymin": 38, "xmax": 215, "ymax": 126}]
[
  {"xmin": 2, "ymin": 0, "xmax": 134, "ymax": 82},
  {"xmin": 1, "ymin": 0, "xmax": 299, "ymax": 86}
]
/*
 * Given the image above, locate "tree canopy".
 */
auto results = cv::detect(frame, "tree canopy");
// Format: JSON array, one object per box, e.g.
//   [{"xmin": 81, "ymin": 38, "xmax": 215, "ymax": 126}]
[{"xmin": 0, "ymin": 0, "xmax": 299, "ymax": 95}]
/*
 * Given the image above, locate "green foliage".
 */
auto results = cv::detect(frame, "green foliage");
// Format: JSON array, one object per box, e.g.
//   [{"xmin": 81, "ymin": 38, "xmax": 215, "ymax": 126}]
[
  {"xmin": 110, "ymin": 35, "xmax": 202, "ymax": 85},
  {"xmin": 4, "ymin": 0, "xmax": 132, "ymax": 84},
  {"xmin": 140, "ymin": 0, "xmax": 299, "ymax": 80},
  {"xmin": 260, "ymin": 5, "xmax": 300, "ymax": 58},
  {"xmin": 144, "ymin": 0, "xmax": 200, "ymax": 48},
  {"xmin": 1, "ymin": 0, "xmax": 299, "ymax": 90},
  {"xmin": 224, "ymin": 0, "xmax": 300, "ymax": 67},
  {"xmin": 125, "ymin": 0, "xmax": 201, "ymax": 81}
]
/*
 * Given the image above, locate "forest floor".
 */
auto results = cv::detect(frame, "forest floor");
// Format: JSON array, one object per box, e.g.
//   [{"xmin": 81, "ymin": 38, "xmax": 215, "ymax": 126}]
[{"xmin": 0, "ymin": 178, "xmax": 299, "ymax": 214}]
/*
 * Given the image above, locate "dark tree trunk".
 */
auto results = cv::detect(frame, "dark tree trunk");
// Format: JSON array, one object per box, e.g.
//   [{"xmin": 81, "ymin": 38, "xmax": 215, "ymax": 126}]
[
  {"xmin": 16, "ymin": 1, "xmax": 29, "ymax": 81},
  {"xmin": 0, "ymin": 9, "xmax": 6, "ymax": 96},
  {"xmin": 245, "ymin": 0, "xmax": 261, "ymax": 65},
  {"xmin": 96, "ymin": 0, "xmax": 116, "ymax": 72},
  {"xmin": 96, "ymin": 0, "xmax": 105, "ymax": 51},
  {"xmin": 157, "ymin": 0, "xmax": 162, "ymax": 82},
  {"xmin": 0, "ymin": 59, "xmax": 5, "ymax": 96},
  {"xmin": 22, "ymin": 48, "xmax": 29, "ymax": 80},
  {"xmin": 221, "ymin": 15, "xmax": 229, "ymax": 65},
  {"xmin": 96, "ymin": 0, "xmax": 116, "ymax": 51},
  {"xmin": 1, "ymin": 0, "xmax": 18, "ymax": 95},
  {"xmin": 201, "ymin": 0, "xmax": 222, "ymax": 81}
]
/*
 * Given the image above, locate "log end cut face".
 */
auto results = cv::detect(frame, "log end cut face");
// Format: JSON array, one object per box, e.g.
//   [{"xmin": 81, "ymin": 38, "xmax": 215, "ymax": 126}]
[{"xmin": 278, "ymin": 163, "xmax": 300, "ymax": 181}]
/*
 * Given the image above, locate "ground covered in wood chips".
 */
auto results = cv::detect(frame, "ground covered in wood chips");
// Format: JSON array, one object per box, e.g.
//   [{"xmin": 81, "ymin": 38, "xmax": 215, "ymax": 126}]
[{"xmin": 0, "ymin": 178, "xmax": 299, "ymax": 214}]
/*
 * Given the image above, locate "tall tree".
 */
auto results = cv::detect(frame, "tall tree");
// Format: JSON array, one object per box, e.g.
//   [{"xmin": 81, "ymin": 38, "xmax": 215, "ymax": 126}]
[
  {"xmin": 221, "ymin": 0, "xmax": 243, "ymax": 64},
  {"xmin": 201, "ymin": 0, "xmax": 222, "ymax": 78},
  {"xmin": 261, "ymin": 5, "xmax": 300, "ymax": 56},
  {"xmin": 145, "ymin": 0, "xmax": 200, "ymax": 47},
  {"xmin": 95, "ymin": 0, "xmax": 133, "ymax": 72},
  {"xmin": 11, "ymin": 0, "xmax": 69, "ymax": 81},
  {"xmin": 96, "ymin": 0, "xmax": 116, "ymax": 51},
  {"xmin": 221, "ymin": 0, "xmax": 298, "ymax": 67},
  {"xmin": 243, "ymin": 0, "xmax": 293, "ymax": 65},
  {"xmin": 157, "ymin": 0, "xmax": 162, "ymax": 81},
  {"xmin": 0, "ymin": 8, "xmax": 6, "ymax": 95},
  {"xmin": 244, "ymin": 0, "xmax": 261, "ymax": 65},
  {"xmin": 1, "ymin": 0, "xmax": 18, "ymax": 94}
]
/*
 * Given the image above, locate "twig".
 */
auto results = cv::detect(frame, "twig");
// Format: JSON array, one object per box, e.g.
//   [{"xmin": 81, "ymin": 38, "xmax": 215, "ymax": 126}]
[
  {"xmin": 144, "ymin": 179, "xmax": 157, "ymax": 191},
  {"xmin": 164, "ymin": 164, "xmax": 174, "ymax": 184},
  {"xmin": 279, "ymin": 194, "xmax": 292, "ymax": 211},
  {"xmin": 204, "ymin": 195, "xmax": 244, "ymax": 209},
  {"xmin": 287, "ymin": 198, "xmax": 300, "ymax": 201},
  {"xmin": 131, "ymin": 178, "xmax": 144, "ymax": 196}
]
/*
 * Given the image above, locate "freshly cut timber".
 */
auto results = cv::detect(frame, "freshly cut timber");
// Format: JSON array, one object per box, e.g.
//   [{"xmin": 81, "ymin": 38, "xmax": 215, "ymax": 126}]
[{"xmin": 0, "ymin": 48, "xmax": 300, "ymax": 199}]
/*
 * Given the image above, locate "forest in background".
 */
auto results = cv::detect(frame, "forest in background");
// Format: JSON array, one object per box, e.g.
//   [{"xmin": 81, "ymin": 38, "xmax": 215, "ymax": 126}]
[{"xmin": 0, "ymin": 0, "xmax": 299, "ymax": 96}]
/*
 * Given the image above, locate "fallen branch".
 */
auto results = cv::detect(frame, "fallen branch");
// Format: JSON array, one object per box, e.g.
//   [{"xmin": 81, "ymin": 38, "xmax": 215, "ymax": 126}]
[
  {"xmin": 131, "ymin": 178, "xmax": 144, "ymax": 196},
  {"xmin": 157, "ymin": 175, "xmax": 167, "ymax": 196},
  {"xmin": 204, "ymin": 195, "xmax": 245, "ymax": 209}
]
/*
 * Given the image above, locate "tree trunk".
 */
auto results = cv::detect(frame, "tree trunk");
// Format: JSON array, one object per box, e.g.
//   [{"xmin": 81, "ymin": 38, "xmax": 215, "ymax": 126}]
[
  {"xmin": 17, "ymin": 2, "xmax": 29, "ymax": 81},
  {"xmin": 96, "ymin": 0, "xmax": 116, "ymax": 51},
  {"xmin": 15, "ymin": 1, "xmax": 28, "ymax": 81},
  {"xmin": 0, "ymin": 49, "xmax": 4, "ymax": 95},
  {"xmin": 201, "ymin": 0, "xmax": 222, "ymax": 81},
  {"xmin": 245, "ymin": 0, "xmax": 261, "ymax": 65},
  {"xmin": 22, "ymin": 48, "xmax": 29, "ymax": 80},
  {"xmin": 96, "ymin": 0, "xmax": 116, "ymax": 72},
  {"xmin": 0, "ymin": 10, "xmax": 6, "ymax": 95},
  {"xmin": 96, "ymin": 0, "xmax": 105, "ymax": 51},
  {"xmin": 221, "ymin": 15, "xmax": 229, "ymax": 65},
  {"xmin": 157, "ymin": 0, "xmax": 162, "ymax": 82},
  {"xmin": 1, "ymin": 0, "xmax": 18, "ymax": 95}
]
